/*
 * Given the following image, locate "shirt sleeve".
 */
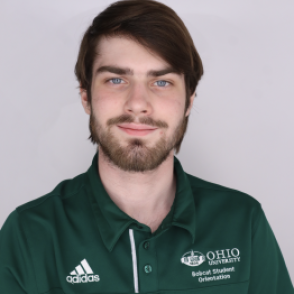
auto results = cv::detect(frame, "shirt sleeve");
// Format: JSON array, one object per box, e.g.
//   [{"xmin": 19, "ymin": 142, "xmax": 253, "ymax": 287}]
[
  {"xmin": 248, "ymin": 205, "xmax": 294, "ymax": 294},
  {"xmin": 0, "ymin": 210, "xmax": 35, "ymax": 294}
]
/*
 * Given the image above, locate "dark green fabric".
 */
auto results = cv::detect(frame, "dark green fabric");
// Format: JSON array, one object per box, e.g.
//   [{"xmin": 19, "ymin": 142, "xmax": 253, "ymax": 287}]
[{"xmin": 0, "ymin": 154, "xmax": 293, "ymax": 294}]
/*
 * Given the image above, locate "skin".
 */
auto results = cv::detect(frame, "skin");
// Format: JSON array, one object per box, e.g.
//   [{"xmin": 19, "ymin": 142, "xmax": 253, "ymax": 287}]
[{"xmin": 81, "ymin": 36, "xmax": 195, "ymax": 233}]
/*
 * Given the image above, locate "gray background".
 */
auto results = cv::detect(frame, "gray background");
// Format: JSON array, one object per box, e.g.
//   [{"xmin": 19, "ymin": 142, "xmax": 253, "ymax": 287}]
[{"xmin": 1, "ymin": 0, "xmax": 293, "ymax": 282}]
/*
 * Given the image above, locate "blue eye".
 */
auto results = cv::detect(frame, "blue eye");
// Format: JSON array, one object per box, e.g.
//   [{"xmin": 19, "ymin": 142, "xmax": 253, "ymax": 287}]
[
  {"xmin": 110, "ymin": 78, "xmax": 123, "ymax": 84},
  {"xmin": 156, "ymin": 80, "xmax": 169, "ymax": 87}
]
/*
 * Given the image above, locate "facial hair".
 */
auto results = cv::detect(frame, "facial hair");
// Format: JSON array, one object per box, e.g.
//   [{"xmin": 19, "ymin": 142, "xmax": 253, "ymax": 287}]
[{"xmin": 89, "ymin": 112, "xmax": 186, "ymax": 173}]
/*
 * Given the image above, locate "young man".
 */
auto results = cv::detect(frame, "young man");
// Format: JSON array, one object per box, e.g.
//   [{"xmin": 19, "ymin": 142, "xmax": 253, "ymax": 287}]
[{"xmin": 0, "ymin": 1, "xmax": 293, "ymax": 293}]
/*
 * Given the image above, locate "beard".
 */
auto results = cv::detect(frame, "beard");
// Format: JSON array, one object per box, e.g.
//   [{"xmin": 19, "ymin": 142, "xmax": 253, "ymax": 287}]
[{"xmin": 89, "ymin": 112, "xmax": 187, "ymax": 173}]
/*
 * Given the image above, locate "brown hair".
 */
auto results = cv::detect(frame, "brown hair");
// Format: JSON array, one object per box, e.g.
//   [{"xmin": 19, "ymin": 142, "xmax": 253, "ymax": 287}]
[{"xmin": 75, "ymin": 0, "xmax": 204, "ymax": 152}]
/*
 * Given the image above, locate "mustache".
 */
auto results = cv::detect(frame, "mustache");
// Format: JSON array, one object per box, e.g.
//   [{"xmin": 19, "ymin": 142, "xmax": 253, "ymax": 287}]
[{"xmin": 107, "ymin": 115, "xmax": 168, "ymax": 129}]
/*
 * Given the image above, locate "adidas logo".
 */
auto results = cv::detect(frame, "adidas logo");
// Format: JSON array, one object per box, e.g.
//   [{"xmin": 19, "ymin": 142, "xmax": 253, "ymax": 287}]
[{"xmin": 66, "ymin": 259, "xmax": 100, "ymax": 284}]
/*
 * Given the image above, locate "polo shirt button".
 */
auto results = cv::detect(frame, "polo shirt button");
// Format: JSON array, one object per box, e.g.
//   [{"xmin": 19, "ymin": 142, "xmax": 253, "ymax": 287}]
[
  {"xmin": 143, "ymin": 242, "xmax": 150, "ymax": 250},
  {"xmin": 144, "ymin": 265, "xmax": 152, "ymax": 274}
]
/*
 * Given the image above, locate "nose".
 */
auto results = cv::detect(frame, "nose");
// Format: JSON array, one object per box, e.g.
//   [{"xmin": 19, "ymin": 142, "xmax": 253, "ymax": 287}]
[{"xmin": 124, "ymin": 82, "xmax": 152, "ymax": 116}]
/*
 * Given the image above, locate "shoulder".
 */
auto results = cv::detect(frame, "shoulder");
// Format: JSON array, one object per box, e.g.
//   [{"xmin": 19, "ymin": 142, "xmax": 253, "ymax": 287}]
[
  {"xmin": 15, "ymin": 172, "xmax": 88, "ymax": 219},
  {"xmin": 0, "ymin": 171, "xmax": 91, "ymax": 255},
  {"xmin": 186, "ymin": 172, "xmax": 261, "ymax": 212}
]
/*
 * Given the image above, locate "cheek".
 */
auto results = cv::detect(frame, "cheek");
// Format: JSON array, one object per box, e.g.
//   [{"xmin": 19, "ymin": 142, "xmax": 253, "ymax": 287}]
[
  {"xmin": 157, "ymin": 97, "xmax": 185, "ymax": 122},
  {"xmin": 91, "ymin": 89, "xmax": 123, "ymax": 119}
]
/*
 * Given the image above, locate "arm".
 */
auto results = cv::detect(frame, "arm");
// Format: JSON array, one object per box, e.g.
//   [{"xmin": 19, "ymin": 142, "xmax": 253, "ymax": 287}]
[
  {"xmin": 0, "ymin": 211, "xmax": 35, "ymax": 294},
  {"xmin": 248, "ymin": 205, "xmax": 294, "ymax": 293}
]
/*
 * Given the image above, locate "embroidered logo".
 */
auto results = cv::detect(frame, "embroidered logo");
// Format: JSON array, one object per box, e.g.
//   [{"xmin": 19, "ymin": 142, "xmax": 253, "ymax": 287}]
[
  {"xmin": 206, "ymin": 248, "xmax": 240, "ymax": 266},
  {"xmin": 181, "ymin": 250, "xmax": 206, "ymax": 266},
  {"xmin": 66, "ymin": 259, "xmax": 100, "ymax": 284}
]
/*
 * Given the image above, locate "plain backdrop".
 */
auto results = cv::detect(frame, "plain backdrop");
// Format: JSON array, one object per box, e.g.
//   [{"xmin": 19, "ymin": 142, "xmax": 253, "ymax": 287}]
[{"xmin": 0, "ymin": 0, "xmax": 293, "ymax": 282}]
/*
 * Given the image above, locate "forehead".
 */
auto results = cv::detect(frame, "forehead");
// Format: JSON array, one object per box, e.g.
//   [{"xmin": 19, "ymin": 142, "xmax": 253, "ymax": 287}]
[{"xmin": 93, "ymin": 36, "xmax": 176, "ymax": 75}]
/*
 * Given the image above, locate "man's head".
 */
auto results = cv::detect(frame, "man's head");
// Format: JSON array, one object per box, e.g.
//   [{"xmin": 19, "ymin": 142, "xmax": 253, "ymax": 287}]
[{"xmin": 75, "ymin": 0, "xmax": 203, "ymax": 172}]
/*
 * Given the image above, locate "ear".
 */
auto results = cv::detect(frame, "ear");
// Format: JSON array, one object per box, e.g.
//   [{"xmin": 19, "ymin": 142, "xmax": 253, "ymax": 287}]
[
  {"xmin": 80, "ymin": 88, "xmax": 91, "ymax": 115},
  {"xmin": 185, "ymin": 91, "xmax": 195, "ymax": 117}
]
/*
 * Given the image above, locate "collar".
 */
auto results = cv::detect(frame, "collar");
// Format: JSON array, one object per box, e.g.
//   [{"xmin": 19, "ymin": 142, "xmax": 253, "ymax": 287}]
[{"xmin": 87, "ymin": 153, "xmax": 196, "ymax": 252}]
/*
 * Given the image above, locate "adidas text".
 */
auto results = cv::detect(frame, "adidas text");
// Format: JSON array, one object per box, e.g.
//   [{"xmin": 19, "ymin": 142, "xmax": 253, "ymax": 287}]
[{"xmin": 66, "ymin": 274, "xmax": 100, "ymax": 284}]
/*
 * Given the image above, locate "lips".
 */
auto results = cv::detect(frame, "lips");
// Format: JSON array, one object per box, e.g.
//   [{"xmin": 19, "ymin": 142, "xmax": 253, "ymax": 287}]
[{"xmin": 117, "ymin": 123, "xmax": 158, "ymax": 136}]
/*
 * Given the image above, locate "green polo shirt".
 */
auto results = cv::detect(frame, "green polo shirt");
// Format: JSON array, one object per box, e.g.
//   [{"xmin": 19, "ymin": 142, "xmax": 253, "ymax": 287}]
[{"xmin": 0, "ymin": 153, "xmax": 293, "ymax": 294}]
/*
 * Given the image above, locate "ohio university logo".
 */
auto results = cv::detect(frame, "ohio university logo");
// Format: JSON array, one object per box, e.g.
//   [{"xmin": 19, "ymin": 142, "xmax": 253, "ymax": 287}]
[
  {"xmin": 181, "ymin": 250, "xmax": 206, "ymax": 266},
  {"xmin": 181, "ymin": 248, "xmax": 240, "ymax": 267}
]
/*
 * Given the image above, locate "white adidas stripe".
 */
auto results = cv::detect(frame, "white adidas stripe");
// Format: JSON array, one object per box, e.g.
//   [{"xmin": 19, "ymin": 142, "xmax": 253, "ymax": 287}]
[
  {"xmin": 70, "ymin": 259, "xmax": 94, "ymax": 276},
  {"xmin": 70, "ymin": 269, "xmax": 77, "ymax": 275},
  {"xmin": 75, "ymin": 265, "xmax": 85, "ymax": 275},
  {"xmin": 81, "ymin": 259, "xmax": 93, "ymax": 274}
]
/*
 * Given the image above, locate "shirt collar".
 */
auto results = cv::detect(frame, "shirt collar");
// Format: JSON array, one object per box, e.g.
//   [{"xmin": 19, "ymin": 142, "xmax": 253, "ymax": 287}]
[{"xmin": 87, "ymin": 153, "xmax": 196, "ymax": 252}]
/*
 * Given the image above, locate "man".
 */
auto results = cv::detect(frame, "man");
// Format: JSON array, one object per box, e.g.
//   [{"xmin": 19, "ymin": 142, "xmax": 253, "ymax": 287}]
[{"xmin": 0, "ymin": 0, "xmax": 293, "ymax": 293}]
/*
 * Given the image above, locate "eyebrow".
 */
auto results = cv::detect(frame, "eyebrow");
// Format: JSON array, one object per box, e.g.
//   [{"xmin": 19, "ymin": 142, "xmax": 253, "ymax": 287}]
[{"xmin": 95, "ymin": 66, "xmax": 181, "ymax": 77}]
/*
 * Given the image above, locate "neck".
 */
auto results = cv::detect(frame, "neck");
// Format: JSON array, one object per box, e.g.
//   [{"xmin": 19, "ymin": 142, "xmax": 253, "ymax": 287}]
[{"xmin": 98, "ymin": 148, "xmax": 176, "ymax": 233}]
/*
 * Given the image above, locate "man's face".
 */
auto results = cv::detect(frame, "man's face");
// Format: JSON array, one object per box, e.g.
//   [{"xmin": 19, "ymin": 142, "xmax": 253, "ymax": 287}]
[{"xmin": 81, "ymin": 36, "xmax": 194, "ymax": 172}]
